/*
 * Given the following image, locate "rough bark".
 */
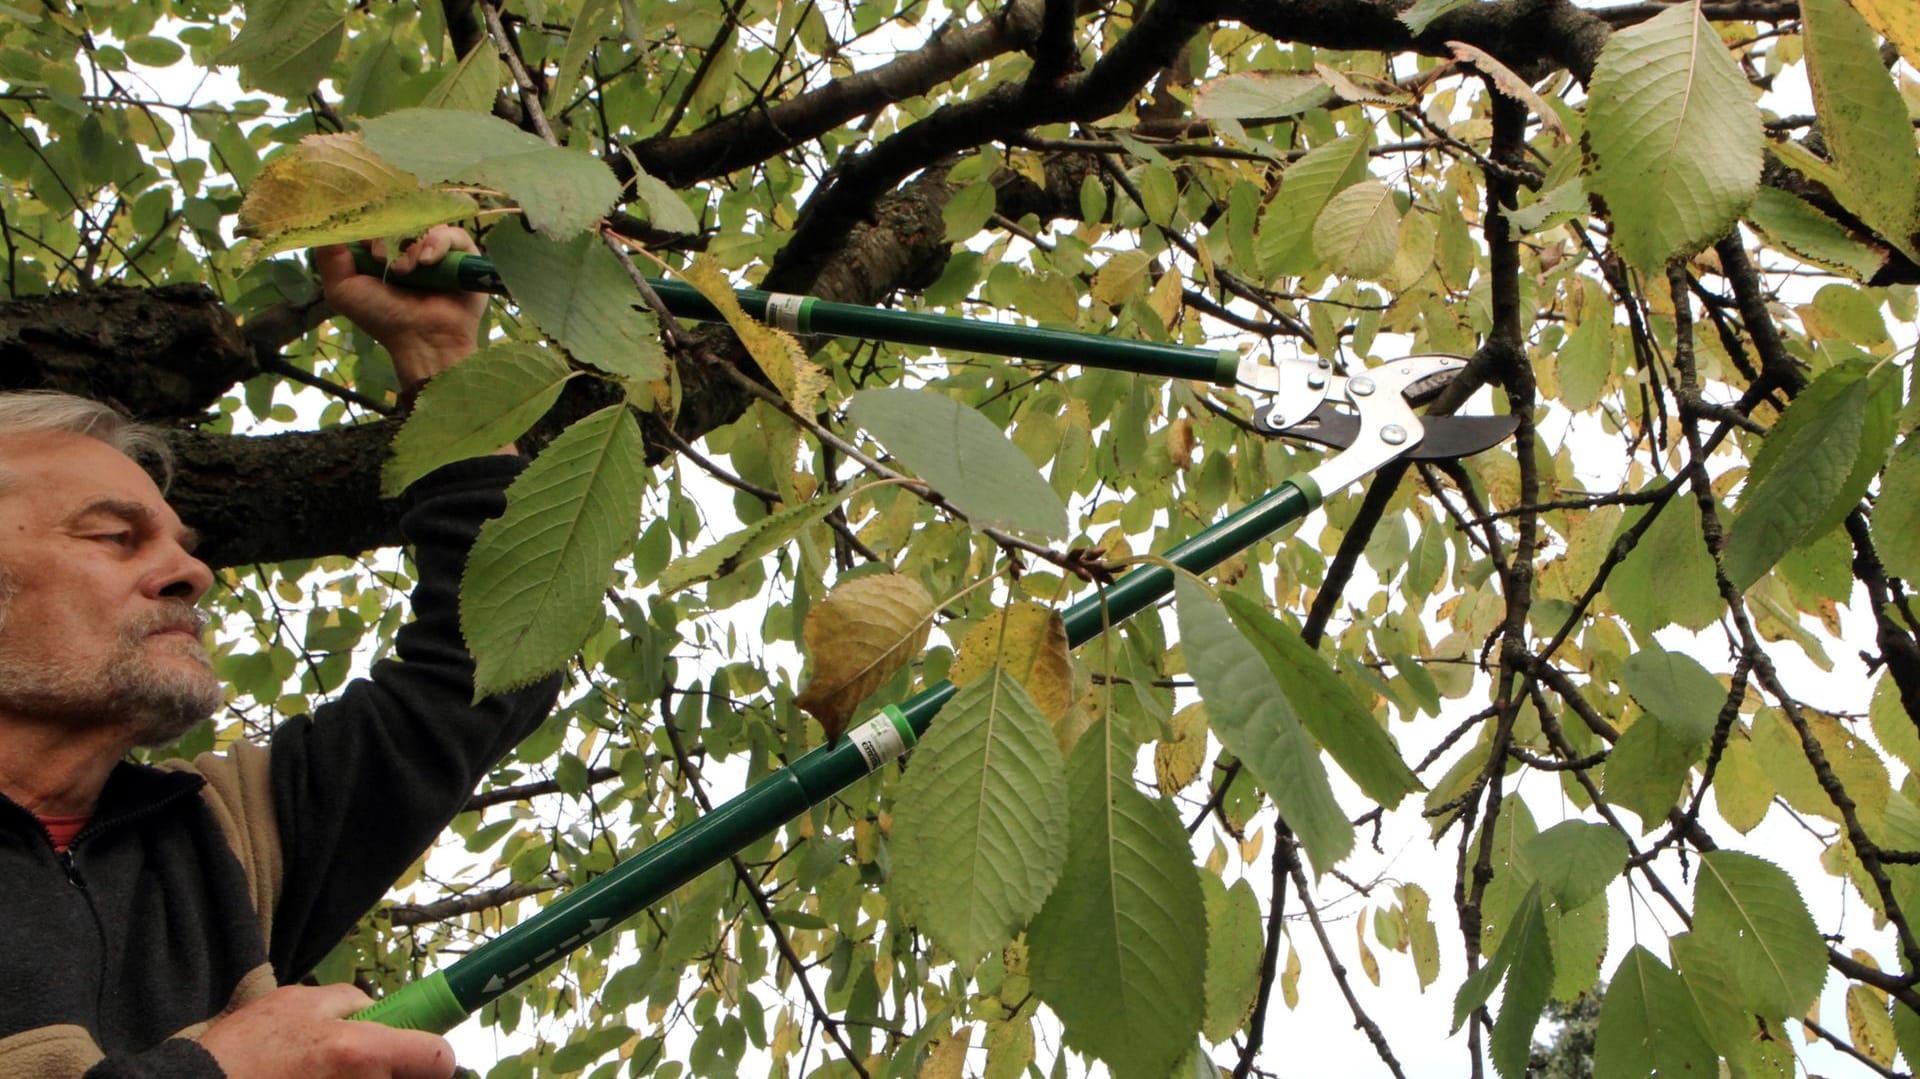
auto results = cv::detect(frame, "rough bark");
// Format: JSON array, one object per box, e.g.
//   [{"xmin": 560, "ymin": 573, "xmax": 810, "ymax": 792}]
[{"xmin": 0, "ymin": 285, "xmax": 255, "ymax": 418}]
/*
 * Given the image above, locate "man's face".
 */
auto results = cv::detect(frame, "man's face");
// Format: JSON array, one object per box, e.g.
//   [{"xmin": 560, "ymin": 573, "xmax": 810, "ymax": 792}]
[{"xmin": 0, "ymin": 431, "xmax": 221, "ymax": 747}]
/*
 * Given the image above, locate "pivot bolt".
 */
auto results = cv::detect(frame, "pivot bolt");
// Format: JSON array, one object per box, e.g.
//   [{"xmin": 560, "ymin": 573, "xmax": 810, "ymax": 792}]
[
  {"xmin": 1382, "ymin": 424, "xmax": 1408, "ymax": 445},
  {"xmin": 1351, "ymin": 377, "xmax": 1376, "ymax": 397},
  {"xmin": 1307, "ymin": 372, "xmax": 1328, "ymax": 389}
]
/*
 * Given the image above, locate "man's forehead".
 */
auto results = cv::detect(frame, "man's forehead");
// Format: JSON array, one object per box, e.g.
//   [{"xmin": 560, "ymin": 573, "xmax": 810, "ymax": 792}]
[{"xmin": 0, "ymin": 432, "xmax": 174, "ymax": 521}]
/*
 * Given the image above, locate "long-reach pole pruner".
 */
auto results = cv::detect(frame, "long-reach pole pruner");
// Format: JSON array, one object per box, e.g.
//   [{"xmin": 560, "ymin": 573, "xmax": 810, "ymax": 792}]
[{"xmin": 339, "ymin": 245, "xmax": 1514, "ymax": 1031}]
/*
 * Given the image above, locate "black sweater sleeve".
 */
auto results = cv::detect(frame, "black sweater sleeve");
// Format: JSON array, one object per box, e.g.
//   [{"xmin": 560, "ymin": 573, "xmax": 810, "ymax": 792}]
[
  {"xmin": 83, "ymin": 1040, "xmax": 225, "ymax": 1079},
  {"xmin": 265, "ymin": 456, "xmax": 563, "ymax": 981}
]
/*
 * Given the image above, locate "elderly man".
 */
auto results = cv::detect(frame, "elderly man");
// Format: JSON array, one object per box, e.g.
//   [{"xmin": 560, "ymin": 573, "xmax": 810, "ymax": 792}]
[{"xmin": 0, "ymin": 229, "xmax": 561, "ymax": 1079}]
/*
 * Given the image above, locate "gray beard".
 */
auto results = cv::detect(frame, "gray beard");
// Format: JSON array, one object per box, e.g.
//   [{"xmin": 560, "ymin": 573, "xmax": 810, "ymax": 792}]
[{"xmin": 0, "ymin": 587, "xmax": 223, "ymax": 749}]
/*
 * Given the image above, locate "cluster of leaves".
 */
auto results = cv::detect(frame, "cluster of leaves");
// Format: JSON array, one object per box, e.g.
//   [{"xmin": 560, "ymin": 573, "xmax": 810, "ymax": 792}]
[{"xmin": 10, "ymin": 0, "xmax": 1920, "ymax": 1076}]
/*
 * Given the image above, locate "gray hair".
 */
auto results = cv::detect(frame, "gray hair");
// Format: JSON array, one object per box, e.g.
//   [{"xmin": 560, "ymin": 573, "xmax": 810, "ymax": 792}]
[{"xmin": 0, "ymin": 391, "xmax": 173, "ymax": 490}]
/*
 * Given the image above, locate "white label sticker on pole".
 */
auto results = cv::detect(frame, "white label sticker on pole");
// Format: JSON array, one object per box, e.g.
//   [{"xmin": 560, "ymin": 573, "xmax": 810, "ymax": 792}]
[
  {"xmin": 765, "ymin": 293, "xmax": 806, "ymax": 332},
  {"xmin": 848, "ymin": 711, "xmax": 909, "ymax": 772}
]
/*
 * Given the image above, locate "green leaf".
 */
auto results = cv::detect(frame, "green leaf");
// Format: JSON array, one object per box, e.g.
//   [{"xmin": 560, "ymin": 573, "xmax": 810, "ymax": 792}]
[
  {"xmin": 1490, "ymin": 888, "xmax": 1554, "ymax": 1079},
  {"xmin": 1873, "ymin": 434, "xmax": 1920, "ymax": 582},
  {"xmin": 1667, "ymin": 931, "xmax": 1764, "ymax": 1072},
  {"xmin": 1201, "ymin": 876, "xmax": 1264, "ymax": 1042},
  {"xmin": 124, "ymin": 36, "xmax": 186, "ymax": 68},
  {"xmin": 943, "ymin": 180, "xmax": 997, "ymax": 243},
  {"xmin": 359, "ymin": 108, "xmax": 620, "ymax": 238},
  {"xmin": 1621, "ymin": 647, "xmax": 1722, "ymax": 745},
  {"xmin": 382, "ymin": 343, "xmax": 576, "ymax": 496},
  {"xmin": 891, "ymin": 669, "xmax": 1068, "ymax": 970},
  {"xmin": 550, "ymin": 0, "xmax": 617, "ymax": 109},
  {"xmin": 659, "ymin": 485, "xmax": 864, "ymax": 594},
  {"xmin": 848, "ymin": 388, "xmax": 1069, "ymax": 539},
  {"xmin": 1813, "ymin": 282, "xmax": 1891, "ymax": 345},
  {"xmin": 1255, "ymin": 135, "xmax": 1371, "ymax": 278},
  {"xmin": 1592, "ymin": 946, "xmax": 1719, "ymax": 1079},
  {"xmin": 420, "ymin": 44, "xmax": 502, "ymax": 111},
  {"xmin": 1029, "ymin": 721, "xmax": 1206, "ymax": 1079},
  {"xmin": 1451, "ymin": 883, "xmax": 1553, "ymax": 1062},
  {"xmin": 1605, "ymin": 493, "xmax": 1724, "ymax": 633},
  {"xmin": 1219, "ymin": 593, "xmax": 1419, "ymax": 808},
  {"xmin": 1723, "ymin": 360, "xmax": 1896, "ymax": 589},
  {"xmin": 1871, "ymin": 673, "xmax": 1920, "ymax": 776},
  {"xmin": 1523, "ymin": 821, "xmax": 1626, "ymax": 911},
  {"xmin": 1474, "ymin": 797, "xmax": 1538, "ymax": 956},
  {"xmin": 1584, "ymin": 2, "xmax": 1763, "ymax": 271},
  {"xmin": 1604, "ymin": 715, "xmax": 1700, "ymax": 831},
  {"xmin": 1802, "ymin": 0, "xmax": 1920, "ymax": 258},
  {"xmin": 1556, "ymin": 279, "xmax": 1613, "ymax": 412},
  {"xmin": 1508, "ymin": 176, "xmax": 1588, "ymax": 234},
  {"xmin": 215, "ymin": 0, "xmax": 345, "ymax": 98},
  {"xmin": 461, "ymin": 404, "xmax": 648, "ymax": 695},
  {"xmin": 1398, "ymin": 0, "xmax": 1480, "ymax": 34},
  {"xmin": 1175, "ymin": 575, "xmax": 1353, "ymax": 874},
  {"xmin": 1193, "ymin": 72, "xmax": 1332, "ymax": 121},
  {"xmin": 489, "ymin": 223, "xmax": 666, "ymax": 381},
  {"xmin": 632, "ymin": 169, "xmax": 700, "ymax": 235},
  {"xmin": 1692, "ymin": 850, "xmax": 1827, "ymax": 1020},
  {"xmin": 1312, "ymin": 179, "xmax": 1401, "ymax": 280},
  {"xmin": 1546, "ymin": 896, "xmax": 1608, "ymax": 1002},
  {"xmin": 1745, "ymin": 186, "xmax": 1890, "ymax": 280}
]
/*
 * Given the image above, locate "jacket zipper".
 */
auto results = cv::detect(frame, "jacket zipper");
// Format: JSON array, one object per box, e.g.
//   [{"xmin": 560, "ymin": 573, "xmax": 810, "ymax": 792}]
[{"xmin": 55, "ymin": 844, "xmax": 112, "ymax": 1028}]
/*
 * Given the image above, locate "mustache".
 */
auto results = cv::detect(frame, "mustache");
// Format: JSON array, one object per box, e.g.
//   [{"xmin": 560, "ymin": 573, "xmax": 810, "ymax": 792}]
[{"xmin": 131, "ymin": 604, "xmax": 211, "ymax": 638}]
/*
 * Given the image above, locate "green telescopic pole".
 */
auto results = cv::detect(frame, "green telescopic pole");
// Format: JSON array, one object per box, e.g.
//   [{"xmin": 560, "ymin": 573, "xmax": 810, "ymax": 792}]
[
  {"xmin": 351, "ymin": 474, "xmax": 1324, "ymax": 1033},
  {"xmin": 347, "ymin": 248, "xmax": 1242, "ymax": 386}
]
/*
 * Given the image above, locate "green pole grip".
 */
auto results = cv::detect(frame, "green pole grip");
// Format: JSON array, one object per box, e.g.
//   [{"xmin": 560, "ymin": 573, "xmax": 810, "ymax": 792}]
[
  {"xmin": 350, "ymin": 971, "xmax": 468, "ymax": 1033},
  {"xmin": 335, "ymin": 247, "xmax": 1240, "ymax": 386},
  {"xmin": 345, "ymin": 244, "xmax": 503, "ymax": 293}
]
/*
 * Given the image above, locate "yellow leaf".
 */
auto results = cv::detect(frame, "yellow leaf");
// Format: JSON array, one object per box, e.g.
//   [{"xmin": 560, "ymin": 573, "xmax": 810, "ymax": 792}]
[
  {"xmin": 795, "ymin": 574, "xmax": 935, "ymax": 741},
  {"xmin": 1167, "ymin": 417, "xmax": 1195, "ymax": 471},
  {"xmin": 1240, "ymin": 827, "xmax": 1264, "ymax": 863},
  {"xmin": 1091, "ymin": 249, "xmax": 1153, "ymax": 308},
  {"xmin": 949, "ymin": 601, "xmax": 1073, "ymax": 722},
  {"xmin": 1147, "ymin": 260, "xmax": 1184, "ymax": 329},
  {"xmin": 1445, "ymin": 40, "xmax": 1568, "ymax": 142},
  {"xmin": 1711, "ymin": 723, "xmax": 1774, "ymax": 834},
  {"xmin": 1355, "ymin": 907, "xmax": 1381, "ymax": 986},
  {"xmin": 678, "ymin": 255, "xmax": 830, "ymax": 415},
  {"xmin": 1849, "ymin": 984, "xmax": 1898, "ymax": 1065},
  {"xmin": 1281, "ymin": 942, "xmax": 1302, "ymax": 1009},
  {"xmin": 1400, "ymin": 882, "xmax": 1440, "ymax": 990},
  {"xmin": 1155, "ymin": 703, "xmax": 1209, "ymax": 796},
  {"xmin": 235, "ymin": 133, "xmax": 478, "ymax": 256},
  {"xmin": 918, "ymin": 1025, "xmax": 972, "ymax": 1079},
  {"xmin": 1854, "ymin": 0, "xmax": 1920, "ymax": 70},
  {"xmin": 984, "ymin": 1014, "xmax": 1034, "ymax": 1079}
]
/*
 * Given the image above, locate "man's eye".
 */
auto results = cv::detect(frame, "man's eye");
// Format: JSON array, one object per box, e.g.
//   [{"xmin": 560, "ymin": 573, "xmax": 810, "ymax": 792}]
[{"xmin": 93, "ymin": 532, "xmax": 133, "ymax": 546}]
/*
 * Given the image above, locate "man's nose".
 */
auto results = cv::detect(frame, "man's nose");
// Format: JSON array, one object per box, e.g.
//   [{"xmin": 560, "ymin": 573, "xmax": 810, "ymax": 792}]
[{"xmin": 149, "ymin": 545, "xmax": 214, "ymax": 605}]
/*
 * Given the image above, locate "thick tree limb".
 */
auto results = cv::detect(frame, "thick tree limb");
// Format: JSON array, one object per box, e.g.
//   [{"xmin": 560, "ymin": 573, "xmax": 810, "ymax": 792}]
[
  {"xmin": 615, "ymin": 1, "xmax": 1048, "ymax": 189},
  {"xmin": 1, "ymin": 284, "xmax": 254, "ymax": 418}
]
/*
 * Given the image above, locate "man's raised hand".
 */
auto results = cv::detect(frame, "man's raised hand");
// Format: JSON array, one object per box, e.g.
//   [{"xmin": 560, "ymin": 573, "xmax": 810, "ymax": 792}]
[{"xmin": 314, "ymin": 226, "xmax": 489, "ymax": 389}]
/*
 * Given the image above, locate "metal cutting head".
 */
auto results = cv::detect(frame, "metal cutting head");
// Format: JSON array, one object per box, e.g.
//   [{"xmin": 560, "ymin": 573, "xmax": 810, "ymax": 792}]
[{"xmin": 1237, "ymin": 353, "xmax": 1517, "ymax": 492}]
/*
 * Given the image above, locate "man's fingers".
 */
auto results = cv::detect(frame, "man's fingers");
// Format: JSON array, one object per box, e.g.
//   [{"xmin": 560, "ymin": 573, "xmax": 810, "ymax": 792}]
[
  {"xmin": 313, "ymin": 244, "xmax": 356, "ymax": 292},
  {"xmin": 391, "ymin": 225, "xmax": 476, "ymax": 273},
  {"xmin": 307, "ymin": 982, "xmax": 377, "ymax": 1019},
  {"xmin": 348, "ymin": 1025, "xmax": 457, "ymax": 1079}
]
